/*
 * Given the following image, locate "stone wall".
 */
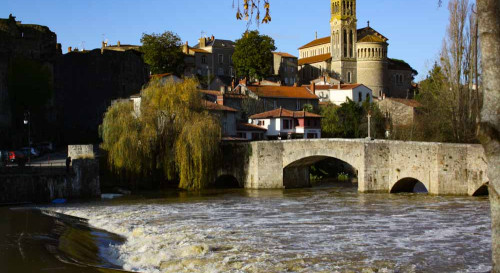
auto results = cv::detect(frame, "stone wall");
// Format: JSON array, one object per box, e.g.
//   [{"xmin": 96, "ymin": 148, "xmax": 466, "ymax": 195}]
[
  {"xmin": 55, "ymin": 49, "xmax": 149, "ymax": 144},
  {"xmin": 0, "ymin": 159, "xmax": 100, "ymax": 204},
  {"xmin": 68, "ymin": 144, "xmax": 94, "ymax": 159},
  {"xmin": 0, "ymin": 16, "xmax": 61, "ymax": 134},
  {"xmin": 376, "ymin": 99, "xmax": 416, "ymax": 126},
  {"xmin": 221, "ymin": 139, "xmax": 489, "ymax": 196}
]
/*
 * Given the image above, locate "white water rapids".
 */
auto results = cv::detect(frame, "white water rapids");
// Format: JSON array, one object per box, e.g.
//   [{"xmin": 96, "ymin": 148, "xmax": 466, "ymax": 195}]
[{"xmin": 49, "ymin": 188, "xmax": 491, "ymax": 273}]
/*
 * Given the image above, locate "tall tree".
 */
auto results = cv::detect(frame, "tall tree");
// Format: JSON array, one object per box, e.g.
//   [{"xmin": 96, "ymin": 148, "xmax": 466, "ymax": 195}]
[
  {"xmin": 476, "ymin": 0, "xmax": 500, "ymax": 270},
  {"xmin": 100, "ymin": 79, "xmax": 221, "ymax": 190},
  {"xmin": 439, "ymin": 0, "xmax": 481, "ymax": 143},
  {"xmin": 140, "ymin": 31, "xmax": 185, "ymax": 75},
  {"xmin": 233, "ymin": 30, "xmax": 276, "ymax": 80}
]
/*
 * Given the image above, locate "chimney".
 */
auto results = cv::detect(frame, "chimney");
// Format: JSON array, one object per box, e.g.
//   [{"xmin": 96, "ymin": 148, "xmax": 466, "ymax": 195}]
[
  {"xmin": 217, "ymin": 95, "xmax": 224, "ymax": 105},
  {"xmin": 211, "ymin": 35, "xmax": 215, "ymax": 41},
  {"xmin": 117, "ymin": 41, "xmax": 121, "ymax": 47},
  {"xmin": 220, "ymin": 85, "xmax": 226, "ymax": 94},
  {"xmin": 293, "ymin": 82, "xmax": 298, "ymax": 87},
  {"xmin": 239, "ymin": 77, "xmax": 247, "ymax": 86},
  {"xmin": 199, "ymin": 37, "xmax": 206, "ymax": 48},
  {"xmin": 231, "ymin": 79, "xmax": 235, "ymax": 90},
  {"xmin": 338, "ymin": 82, "xmax": 341, "ymax": 90},
  {"xmin": 315, "ymin": 31, "xmax": 318, "ymax": 40},
  {"xmin": 310, "ymin": 81, "xmax": 316, "ymax": 94},
  {"xmin": 183, "ymin": 41, "xmax": 189, "ymax": 54},
  {"xmin": 68, "ymin": 46, "xmax": 72, "ymax": 53}
]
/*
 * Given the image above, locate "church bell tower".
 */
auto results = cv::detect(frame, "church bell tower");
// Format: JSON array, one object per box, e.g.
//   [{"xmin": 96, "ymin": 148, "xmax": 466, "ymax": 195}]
[{"xmin": 330, "ymin": 0, "xmax": 357, "ymax": 83}]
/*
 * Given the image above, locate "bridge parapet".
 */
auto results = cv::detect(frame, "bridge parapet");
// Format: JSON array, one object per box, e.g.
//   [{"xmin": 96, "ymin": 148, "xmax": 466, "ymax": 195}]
[{"xmin": 220, "ymin": 139, "xmax": 488, "ymax": 196}]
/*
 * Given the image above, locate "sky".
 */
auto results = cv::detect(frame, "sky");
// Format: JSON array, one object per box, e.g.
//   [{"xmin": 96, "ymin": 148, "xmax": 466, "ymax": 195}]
[{"xmin": 2, "ymin": 0, "xmax": 450, "ymax": 81}]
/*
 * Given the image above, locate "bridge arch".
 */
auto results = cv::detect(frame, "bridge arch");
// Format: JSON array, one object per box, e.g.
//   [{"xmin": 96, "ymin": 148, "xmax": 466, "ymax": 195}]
[
  {"xmin": 213, "ymin": 174, "xmax": 242, "ymax": 189},
  {"xmin": 283, "ymin": 155, "xmax": 358, "ymax": 188},
  {"xmin": 472, "ymin": 182, "xmax": 489, "ymax": 196},
  {"xmin": 390, "ymin": 177, "xmax": 428, "ymax": 193}
]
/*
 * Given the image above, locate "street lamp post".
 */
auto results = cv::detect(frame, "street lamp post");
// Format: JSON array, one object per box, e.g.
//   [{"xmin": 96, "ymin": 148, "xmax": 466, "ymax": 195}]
[
  {"xmin": 367, "ymin": 111, "xmax": 372, "ymax": 140},
  {"xmin": 24, "ymin": 111, "xmax": 31, "ymax": 164}
]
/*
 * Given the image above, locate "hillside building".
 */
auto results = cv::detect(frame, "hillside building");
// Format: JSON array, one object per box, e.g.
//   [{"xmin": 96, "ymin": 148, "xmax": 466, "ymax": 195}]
[{"xmin": 297, "ymin": 0, "xmax": 418, "ymax": 99}]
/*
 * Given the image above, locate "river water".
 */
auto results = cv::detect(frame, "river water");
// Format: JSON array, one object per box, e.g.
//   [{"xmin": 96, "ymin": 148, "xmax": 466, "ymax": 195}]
[{"xmin": 1, "ymin": 186, "xmax": 492, "ymax": 273}]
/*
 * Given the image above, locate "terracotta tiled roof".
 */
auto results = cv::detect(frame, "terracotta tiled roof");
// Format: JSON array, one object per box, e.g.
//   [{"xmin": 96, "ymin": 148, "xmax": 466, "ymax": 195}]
[
  {"xmin": 298, "ymin": 53, "xmax": 332, "ymax": 65},
  {"xmin": 357, "ymin": 35, "xmax": 386, "ymax": 43},
  {"xmin": 247, "ymin": 86, "xmax": 318, "ymax": 99},
  {"xmin": 314, "ymin": 84, "xmax": 363, "ymax": 90},
  {"xmin": 386, "ymin": 98, "xmax": 422, "ymax": 108},
  {"xmin": 357, "ymin": 26, "xmax": 388, "ymax": 42},
  {"xmin": 273, "ymin": 52, "xmax": 297, "ymax": 58},
  {"xmin": 250, "ymin": 108, "xmax": 322, "ymax": 119},
  {"xmin": 237, "ymin": 123, "xmax": 267, "ymax": 132},
  {"xmin": 298, "ymin": 36, "xmax": 330, "ymax": 49},
  {"xmin": 202, "ymin": 100, "xmax": 237, "ymax": 112}
]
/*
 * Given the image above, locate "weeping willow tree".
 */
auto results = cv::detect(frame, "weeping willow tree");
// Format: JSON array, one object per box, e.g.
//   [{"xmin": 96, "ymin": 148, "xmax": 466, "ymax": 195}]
[{"xmin": 101, "ymin": 78, "xmax": 221, "ymax": 190}]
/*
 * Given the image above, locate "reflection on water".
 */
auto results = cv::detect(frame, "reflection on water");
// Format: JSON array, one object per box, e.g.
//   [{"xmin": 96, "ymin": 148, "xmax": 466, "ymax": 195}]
[
  {"xmin": 0, "ymin": 207, "xmax": 129, "ymax": 273},
  {"xmin": 43, "ymin": 187, "xmax": 491, "ymax": 273}
]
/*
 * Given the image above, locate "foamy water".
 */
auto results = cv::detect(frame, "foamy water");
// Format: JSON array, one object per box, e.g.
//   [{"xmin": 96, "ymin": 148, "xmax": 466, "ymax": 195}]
[{"xmin": 49, "ymin": 188, "xmax": 492, "ymax": 273}]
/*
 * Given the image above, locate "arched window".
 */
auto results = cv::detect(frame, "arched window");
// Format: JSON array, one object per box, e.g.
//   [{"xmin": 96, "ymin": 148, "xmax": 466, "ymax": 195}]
[
  {"xmin": 349, "ymin": 30, "xmax": 354, "ymax": 57},
  {"xmin": 343, "ymin": 29, "xmax": 348, "ymax": 57}
]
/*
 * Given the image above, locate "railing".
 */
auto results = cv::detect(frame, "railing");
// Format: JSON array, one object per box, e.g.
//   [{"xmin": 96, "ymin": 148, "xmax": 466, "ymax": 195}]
[{"xmin": 0, "ymin": 162, "xmax": 71, "ymax": 175}]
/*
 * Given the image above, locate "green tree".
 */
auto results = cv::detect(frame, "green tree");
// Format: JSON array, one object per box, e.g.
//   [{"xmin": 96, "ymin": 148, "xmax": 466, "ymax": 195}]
[
  {"xmin": 100, "ymin": 78, "xmax": 221, "ymax": 190},
  {"xmin": 140, "ymin": 31, "xmax": 184, "ymax": 75},
  {"xmin": 233, "ymin": 30, "xmax": 276, "ymax": 80},
  {"xmin": 321, "ymin": 100, "xmax": 385, "ymax": 139}
]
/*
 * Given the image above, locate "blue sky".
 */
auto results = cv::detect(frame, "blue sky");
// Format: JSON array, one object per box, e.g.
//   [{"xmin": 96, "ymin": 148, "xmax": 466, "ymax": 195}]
[{"xmin": 2, "ymin": 0, "xmax": 449, "ymax": 81}]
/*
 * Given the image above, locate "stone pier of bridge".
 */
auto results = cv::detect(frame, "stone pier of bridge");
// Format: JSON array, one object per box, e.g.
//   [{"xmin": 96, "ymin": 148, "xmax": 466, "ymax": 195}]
[{"xmin": 219, "ymin": 139, "xmax": 488, "ymax": 196}]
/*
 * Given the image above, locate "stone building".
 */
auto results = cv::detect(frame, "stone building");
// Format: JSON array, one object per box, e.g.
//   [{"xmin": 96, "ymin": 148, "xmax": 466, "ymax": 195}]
[
  {"xmin": 182, "ymin": 36, "xmax": 235, "ymax": 80},
  {"xmin": 297, "ymin": 0, "xmax": 417, "ymax": 99},
  {"xmin": 271, "ymin": 52, "xmax": 298, "ymax": 86},
  {"xmin": 376, "ymin": 97, "xmax": 422, "ymax": 127},
  {"xmin": 0, "ymin": 14, "xmax": 61, "ymax": 129},
  {"xmin": 55, "ymin": 48, "xmax": 149, "ymax": 144}
]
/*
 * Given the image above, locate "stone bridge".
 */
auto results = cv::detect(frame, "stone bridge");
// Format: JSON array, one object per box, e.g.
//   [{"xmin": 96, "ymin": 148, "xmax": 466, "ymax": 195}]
[{"xmin": 220, "ymin": 139, "xmax": 489, "ymax": 196}]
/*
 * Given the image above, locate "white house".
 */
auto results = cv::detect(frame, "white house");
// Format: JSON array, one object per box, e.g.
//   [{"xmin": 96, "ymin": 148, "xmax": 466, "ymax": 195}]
[
  {"xmin": 315, "ymin": 83, "xmax": 373, "ymax": 105},
  {"xmin": 248, "ymin": 107, "xmax": 322, "ymax": 140}
]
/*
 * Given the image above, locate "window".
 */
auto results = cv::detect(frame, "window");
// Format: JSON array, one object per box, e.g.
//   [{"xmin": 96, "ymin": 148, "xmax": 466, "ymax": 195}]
[
  {"xmin": 347, "ymin": 72, "xmax": 352, "ymax": 83},
  {"xmin": 201, "ymin": 55, "xmax": 207, "ymax": 64},
  {"xmin": 257, "ymin": 120, "xmax": 265, "ymax": 126},
  {"xmin": 283, "ymin": 119, "xmax": 291, "ymax": 130},
  {"xmin": 366, "ymin": 93, "xmax": 370, "ymax": 100},
  {"xmin": 218, "ymin": 54, "xmax": 224, "ymax": 64},
  {"xmin": 358, "ymin": 92, "xmax": 362, "ymax": 102},
  {"xmin": 218, "ymin": 67, "xmax": 224, "ymax": 76}
]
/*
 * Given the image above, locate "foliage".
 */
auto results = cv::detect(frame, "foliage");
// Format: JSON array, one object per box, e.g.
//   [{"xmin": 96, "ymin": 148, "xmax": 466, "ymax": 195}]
[
  {"xmin": 100, "ymin": 79, "xmax": 221, "ymax": 190},
  {"xmin": 302, "ymin": 103, "xmax": 314, "ymax": 113},
  {"xmin": 337, "ymin": 172, "xmax": 349, "ymax": 181},
  {"xmin": 234, "ymin": 0, "xmax": 271, "ymax": 27},
  {"xmin": 232, "ymin": 30, "xmax": 276, "ymax": 80},
  {"xmin": 320, "ymin": 100, "xmax": 385, "ymax": 139},
  {"xmin": 414, "ymin": 0, "xmax": 480, "ymax": 144},
  {"xmin": 140, "ymin": 31, "xmax": 184, "ymax": 75},
  {"xmin": 240, "ymin": 96, "xmax": 270, "ymax": 120}
]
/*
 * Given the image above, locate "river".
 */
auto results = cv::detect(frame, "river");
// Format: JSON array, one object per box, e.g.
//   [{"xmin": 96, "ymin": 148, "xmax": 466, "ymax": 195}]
[{"xmin": 0, "ymin": 186, "xmax": 492, "ymax": 273}]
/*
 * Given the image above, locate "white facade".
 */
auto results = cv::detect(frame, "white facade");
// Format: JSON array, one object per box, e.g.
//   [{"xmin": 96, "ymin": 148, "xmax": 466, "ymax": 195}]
[
  {"xmin": 316, "ymin": 84, "xmax": 373, "ymax": 105},
  {"xmin": 249, "ymin": 117, "xmax": 321, "ymax": 139}
]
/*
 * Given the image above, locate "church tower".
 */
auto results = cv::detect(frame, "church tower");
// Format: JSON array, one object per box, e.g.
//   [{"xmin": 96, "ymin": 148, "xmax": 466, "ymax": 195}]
[{"xmin": 330, "ymin": 0, "xmax": 357, "ymax": 83}]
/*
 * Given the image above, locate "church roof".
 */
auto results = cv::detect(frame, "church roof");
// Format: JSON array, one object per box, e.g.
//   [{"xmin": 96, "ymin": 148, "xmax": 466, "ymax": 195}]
[
  {"xmin": 273, "ymin": 52, "xmax": 297, "ymax": 58},
  {"xmin": 388, "ymin": 58, "xmax": 418, "ymax": 75},
  {"xmin": 298, "ymin": 36, "xmax": 330, "ymax": 50},
  {"xmin": 298, "ymin": 53, "xmax": 332, "ymax": 65},
  {"xmin": 357, "ymin": 26, "xmax": 388, "ymax": 43},
  {"xmin": 357, "ymin": 34, "xmax": 386, "ymax": 43}
]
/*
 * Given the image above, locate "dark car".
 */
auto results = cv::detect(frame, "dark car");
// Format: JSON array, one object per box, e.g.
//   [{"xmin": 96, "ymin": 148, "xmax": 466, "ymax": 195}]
[
  {"xmin": 0, "ymin": 150, "xmax": 8, "ymax": 166},
  {"xmin": 8, "ymin": 151, "xmax": 27, "ymax": 166}
]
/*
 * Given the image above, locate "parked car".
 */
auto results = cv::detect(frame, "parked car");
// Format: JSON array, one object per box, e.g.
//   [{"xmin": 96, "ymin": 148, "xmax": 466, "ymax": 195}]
[
  {"xmin": 20, "ymin": 147, "xmax": 40, "ymax": 158},
  {"xmin": 8, "ymin": 151, "xmax": 27, "ymax": 166},
  {"xmin": 36, "ymin": 142, "xmax": 54, "ymax": 155},
  {"xmin": 0, "ymin": 150, "xmax": 8, "ymax": 166}
]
